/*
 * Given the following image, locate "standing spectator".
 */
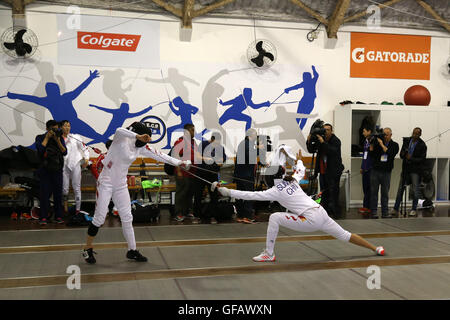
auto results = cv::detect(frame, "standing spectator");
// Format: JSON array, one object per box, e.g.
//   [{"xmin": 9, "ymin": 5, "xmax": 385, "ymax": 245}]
[
  {"xmin": 193, "ymin": 132, "xmax": 227, "ymax": 223},
  {"xmin": 60, "ymin": 120, "xmax": 90, "ymax": 214},
  {"xmin": 173, "ymin": 123, "xmax": 203, "ymax": 222},
  {"xmin": 359, "ymin": 126, "xmax": 373, "ymax": 215},
  {"xmin": 234, "ymin": 128, "xmax": 267, "ymax": 224},
  {"xmin": 369, "ymin": 128, "xmax": 399, "ymax": 219},
  {"xmin": 307, "ymin": 123, "xmax": 344, "ymax": 219},
  {"xmin": 392, "ymin": 127, "xmax": 427, "ymax": 217},
  {"xmin": 35, "ymin": 120, "xmax": 67, "ymax": 225}
]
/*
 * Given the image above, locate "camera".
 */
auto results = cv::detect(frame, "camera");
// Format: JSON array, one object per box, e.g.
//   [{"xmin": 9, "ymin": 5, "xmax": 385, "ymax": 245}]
[
  {"xmin": 369, "ymin": 127, "xmax": 385, "ymax": 144},
  {"xmin": 308, "ymin": 119, "xmax": 326, "ymax": 153},
  {"xmin": 52, "ymin": 127, "xmax": 63, "ymax": 137},
  {"xmin": 257, "ymin": 135, "xmax": 272, "ymax": 152}
]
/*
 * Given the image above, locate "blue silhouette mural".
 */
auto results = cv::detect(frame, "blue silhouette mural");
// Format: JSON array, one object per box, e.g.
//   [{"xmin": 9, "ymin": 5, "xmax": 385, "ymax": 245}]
[
  {"xmin": 6, "ymin": 70, "xmax": 104, "ymax": 143},
  {"xmin": 87, "ymin": 102, "xmax": 153, "ymax": 145},
  {"xmin": 162, "ymin": 96, "xmax": 199, "ymax": 149},
  {"xmin": 283, "ymin": 65, "xmax": 319, "ymax": 130},
  {"xmin": 218, "ymin": 88, "xmax": 270, "ymax": 131}
]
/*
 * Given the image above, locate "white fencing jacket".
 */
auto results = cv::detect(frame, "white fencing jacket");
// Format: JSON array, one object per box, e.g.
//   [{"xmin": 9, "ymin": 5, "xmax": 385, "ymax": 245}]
[
  {"xmin": 63, "ymin": 133, "xmax": 90, "ymax": 171},
  {"xmin": 228, "ymin": 159, "xmax": 318, "ymax": 217},
  {"xmin": 99, "ymin": 127, "xmax": 182, "ymax": 186}
]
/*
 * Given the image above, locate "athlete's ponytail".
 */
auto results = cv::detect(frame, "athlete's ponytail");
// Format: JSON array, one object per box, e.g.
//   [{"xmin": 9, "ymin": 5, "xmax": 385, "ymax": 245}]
[{"xmin": 283, "ymin": 174, "xmax": 295, "ymax": 182}]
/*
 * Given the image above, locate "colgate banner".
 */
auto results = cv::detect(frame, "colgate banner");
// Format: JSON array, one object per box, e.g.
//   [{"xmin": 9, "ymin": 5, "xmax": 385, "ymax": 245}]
[
  {"xmin": 57, "ymin": 15, "xmax": 159, "ymax": 69},
  {"xmin": 350, "ymin": 32, "xmax": 430, "ymax": 80},
  {"xmin": 77, "ymin": 31, "xmax": 141, "ymax": 52}
]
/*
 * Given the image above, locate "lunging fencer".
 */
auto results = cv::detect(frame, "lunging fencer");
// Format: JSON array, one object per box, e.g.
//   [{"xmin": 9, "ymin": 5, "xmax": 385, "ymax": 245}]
[
  {"xmin": 211, "ymin": 159, "xmax": 385, "ymax": 262},
  {"xmin": 83, "ymin": 122, "xmax": 191, "ymax": 264},
  {"xmin": 61, "ymin": 120, "xmax": 90, "ymax": 214}
]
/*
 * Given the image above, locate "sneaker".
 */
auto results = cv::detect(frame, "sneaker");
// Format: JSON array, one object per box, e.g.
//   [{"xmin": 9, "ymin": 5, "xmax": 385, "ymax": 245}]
[
  {"xmin": 358, "ymin": 208, "xmax": 370, "ymax": 214},
  {"xmin": 39, "ymin": 218, "xmax": 47, "ymax": 225},
  {"xmin": 381, "ymin": 214, "xmax": 392, "ymax": 219},
  {"xmin": 210, "ymin": 217, "xmax": 218, "ymax": 224},
  {"xmin": 174, "ymin": 215, "xmax": 185, "ymax": 222},
  {"xmin": 252, "ymin": 250, "xmax": 276, "ymax": 262},
  {"xmin": 20, "ymin": 213, "xmax": 32, "ymax": 220},
  {"xmin": 390, "ymin": 209, "xmax": 399, "ymax": 218},
  {"xmin": 10, "ymin": 212, "xmax": 18, "ymax": 220},
  {"xmin": 31, "ymin": 207, "xmax": 40, "ymax": 220},
  {"xmin": 82, "ymin": 248, "xmax": 97, "ymax": 264},
  {"xmin": 186, "ymin": 213, "xmax": 195, "ymax": 219},
  {"xmin": 55, "ymin": 217, "xmax": 64, "ymax": 224},
  {"xmin": 243, "ymin": 218, "xmax": 256, "ymax": 224},
  {"xmin": 375, "ymin": 246, "xmax": 385, "ymax": 256},
  {"xmin": 369, "ymin": 213, "xmax": 379, "ymax": 219},
  {"xmin": 113, "ymin": 208, "xmax": 119, "ymax": 217},
  {"xmin": 126, "ymin": 250, "xmax": 147, "ymax": 262},
  {"xmin": 408, "ymin": 210, "xmax": 417, "ymax": 217}
]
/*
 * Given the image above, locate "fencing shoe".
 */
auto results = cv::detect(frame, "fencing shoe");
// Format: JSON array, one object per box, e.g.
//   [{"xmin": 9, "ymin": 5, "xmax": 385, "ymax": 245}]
[
  {"xmin": 82, "ymin": 248, "xmax": 97, "ymax": 264},
  {"xmin": 375, "ymin": 246, "xmax": 385, "ymax": 256},
  {"xmin": 252, "ymin": 250, "xmax": 276, "ymax": 262},
  {"xmin": 126, "ymin": 250, "xmax": 148, "ymax": 262}
]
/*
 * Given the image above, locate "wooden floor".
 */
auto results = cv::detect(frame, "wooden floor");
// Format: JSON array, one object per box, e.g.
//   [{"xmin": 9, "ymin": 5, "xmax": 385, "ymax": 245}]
[{"xmin": 0, "ymin": 204, "xmax": 449, "ymax": 300}]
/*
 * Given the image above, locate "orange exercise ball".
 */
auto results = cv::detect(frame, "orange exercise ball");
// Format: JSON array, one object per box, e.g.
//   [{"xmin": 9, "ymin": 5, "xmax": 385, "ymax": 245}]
[{"xmin": 404, "ymin": 85, "xmax": 431, "ymax": 106}]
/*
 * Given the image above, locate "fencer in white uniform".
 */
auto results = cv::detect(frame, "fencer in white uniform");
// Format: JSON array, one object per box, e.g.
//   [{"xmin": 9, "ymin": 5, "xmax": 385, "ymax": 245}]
[
  {"xmin": 212, "ymin": 159, "xmax": 385, "ymax": 262},
  {"xmin": 83, "ymin": 122, "xmax": 190, "ymax": 264},
  {"xmin": 61, "ymin": 120, "xmax": 90, "ymax": 213}
]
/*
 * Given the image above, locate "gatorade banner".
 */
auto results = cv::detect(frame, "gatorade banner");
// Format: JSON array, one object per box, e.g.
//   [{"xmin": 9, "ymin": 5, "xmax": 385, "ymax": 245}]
[{"xmin": 350, "ymin": 32, "xmax": 431, "ymax": 80}]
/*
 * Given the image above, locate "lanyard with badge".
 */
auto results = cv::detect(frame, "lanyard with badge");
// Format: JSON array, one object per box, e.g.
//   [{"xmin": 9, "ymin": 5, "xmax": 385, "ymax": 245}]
[{"xmin": 380, "ymin": 141, "xmax": 389, "ymax": 162}]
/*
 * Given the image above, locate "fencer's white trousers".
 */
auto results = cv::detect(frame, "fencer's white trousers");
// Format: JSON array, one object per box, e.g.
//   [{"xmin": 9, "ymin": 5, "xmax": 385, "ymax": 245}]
[
  {"xmin": 63, "ymin": 164, "xmax": 82, "ymax": 211},
  {"xmin": 265, "ymin": 206, "xmax": 351, "ymax": 255},
  {"xmin": 92, "ymin": 177, "xmax": 136, "ymax": 250}
]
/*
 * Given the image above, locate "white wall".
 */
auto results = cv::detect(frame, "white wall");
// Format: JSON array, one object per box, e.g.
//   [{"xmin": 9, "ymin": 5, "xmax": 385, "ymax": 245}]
[{"xmin": 0, "ymin": 4, "xmax": 449, "ymax": 158}]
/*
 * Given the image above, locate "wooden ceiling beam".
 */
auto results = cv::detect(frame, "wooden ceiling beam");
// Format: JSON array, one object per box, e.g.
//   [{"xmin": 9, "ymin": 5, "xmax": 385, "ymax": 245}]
[
  {"xmin": 149, "ymin": 0, "xmax": 182, "ymax": 18},
  {"xmin": 344, "ymin": 0, "xmax": 404, "ymax": 23},
  {"xmin": 326, "ymin": 0, "xmax": 351, "ymax": 38},
  {"xmin": 289, "ymin": 0, "xmax": 328, "ymax": 25},
  {"xmin": 182, "ymin": 0, "xmax": 195, "ymax": 28},
  {"xmin": 416, "ymin": 0, "xmax": 450, "ymax": 33},
  {"xmin": 192, "ymin": 0, "xmax": 235, "ymax": 18}
]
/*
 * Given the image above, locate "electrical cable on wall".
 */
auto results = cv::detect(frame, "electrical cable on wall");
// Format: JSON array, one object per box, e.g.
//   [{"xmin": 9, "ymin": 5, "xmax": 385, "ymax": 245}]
[{"xmin": 307, "ymin": 22, "xmax": 321, "ymax": 42}]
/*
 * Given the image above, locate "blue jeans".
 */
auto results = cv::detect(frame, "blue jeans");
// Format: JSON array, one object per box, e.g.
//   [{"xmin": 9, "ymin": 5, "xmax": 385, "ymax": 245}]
[
  {"xmin": 38, "ymin": 167, "xmax": 63, "ymax": 220},
  {"xmin": 370, "ymin": 169, "xmax": 391, "ymax": 216},
  {"xmin": 394, "ymin": 172, "xmax": 421, "ymax": 211}
]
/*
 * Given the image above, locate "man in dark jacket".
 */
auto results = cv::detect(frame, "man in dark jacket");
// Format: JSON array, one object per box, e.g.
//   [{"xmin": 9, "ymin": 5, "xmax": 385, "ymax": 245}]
[
  {"xmin": 392, "ymin": 127, "xmax": 427, "ymax": 217},
  {"xmin": 307, "ymin": 123, "xmax": 344, "ymax": 219},
  {"xmin": 233, "ymin": 128, "xmax": 267, "ymax": 223},
  {"xmin": 193, "ymin": 132, "xmax": 226, "ymax": 223},
  {"xmin": 368, "ymin": 128, "xmax": 399, "ymax": 219},
  {"xmin": 35, "ymin": 120, "xmax": 67, "ymax": 225}
]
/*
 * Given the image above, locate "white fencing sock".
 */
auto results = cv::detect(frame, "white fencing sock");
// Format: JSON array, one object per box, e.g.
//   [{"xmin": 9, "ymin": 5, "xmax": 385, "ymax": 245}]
[{"xmin": 265, "ymin": 214, "xmax": 280, "ymax": 256}]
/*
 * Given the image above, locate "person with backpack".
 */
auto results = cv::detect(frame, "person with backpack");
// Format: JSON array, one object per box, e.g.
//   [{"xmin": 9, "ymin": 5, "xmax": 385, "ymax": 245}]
[
  {"xmin": 82, "ymin": 122, "xmax": 191, "ymax": 264},
  {"xmin": 211, "ymin": 159, "xmax": 385, "ymax": 262}
]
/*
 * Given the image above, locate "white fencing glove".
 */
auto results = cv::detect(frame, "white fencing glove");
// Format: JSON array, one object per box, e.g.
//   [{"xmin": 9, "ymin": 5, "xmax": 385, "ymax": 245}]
[
  {"xmin": 210, "ymin": 181, "xmax": 231, "ymax": 197},
  {"xmin": 180, "ymin": 160, "xmax": 191, "ymax": 170},
  {"xmin": 211, "ymin": 181, "xmax": 219, "ymax": 192}
]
